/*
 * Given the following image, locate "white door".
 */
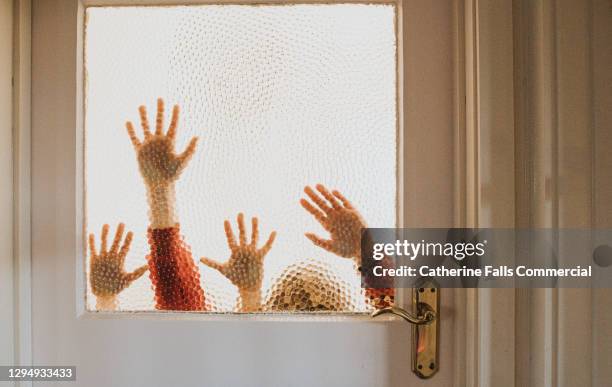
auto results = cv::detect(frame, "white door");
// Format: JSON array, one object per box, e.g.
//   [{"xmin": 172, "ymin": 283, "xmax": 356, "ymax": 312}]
[
  {"xmin": 7, "ymin": 0, "xmax": 611, "ymax": 386},
  {"xmin": 23, "ymin": 0, "xmax": 464, "ymax": 386}
]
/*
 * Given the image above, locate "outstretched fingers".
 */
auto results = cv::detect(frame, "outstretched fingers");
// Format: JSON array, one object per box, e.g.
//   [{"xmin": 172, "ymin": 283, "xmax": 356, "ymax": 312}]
[
  {"xmin": 224, "ymin": 220, "xmax": 237, "ymax": 250},
  {"xmin": 316, "ymin": 184, "xmax": 341, "ymax": 209},
  {"xmin": 155, "ymin": 98, "xmax": 164, "ymax": 135},
  {"xmin": 237, "ymin": 213, "xmax": 246, "ymax": 246},
  {"xmin": 118, "ymin": 231, "xmax": 133, "ymax": 262},
  {"xmin": 88, "ymin": 233, "xmax": 97, "ymax": 259},
  {"xmin": 300, "ymin": 198, "xmax": 328, "ymax": 228},
  {"xmin": 123, "ymin": 264, "xmax": 149, "ymax": 284},
  {"xmin": 167, "ymin": 105, "xmax": 179, "ymax": 140},
  {"xmin": 177, "ymin": 137, "xmax": 199, "ymax": 168},
  {"xmin": 100, "ymin": 224, "xmax": 110, "ymax": 255},
  {"xmin": 129, "ymin": 100, "xmax": 183, "ymax": 145},
  {"xmin": 332, "ymin": 189, "xmax": 354, "ymax": 209},
  {"xmin": 250, "ymin": 217, "xmax": 259, "ymax": 247},
  {"xmin": 305, "ymin": 233, "xmax": 336, "ymax": 254},
  {"xmin": 259, "ymin": 231, "xmax": 277, "ymax": 256},
  {"xmin": 110, "ymin": 223, "xmax": 125, "ymax": 255},
  {"xmin": 125, "ymin": 122, "xmax": 141, "ymax": 148},
  {"xmin": 200, "ymin": 257, "xmax": 226, "ymax": 274},
  {"xmin": 138, "ymin": 105, "xmax": 152, "ymax": 140},
  {"xmin": 304, "ymin": 186, "xmax": 332, "ymax": 214}
]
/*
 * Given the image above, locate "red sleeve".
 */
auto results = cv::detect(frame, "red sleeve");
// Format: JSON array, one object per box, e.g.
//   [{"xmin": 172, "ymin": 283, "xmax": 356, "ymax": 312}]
[
  {"xmin": 365, "ymin": 287, "xmax": 395, "ymax": 309},
  {"xmin": 362, "ymin": 255, "xmax": 395, "ymax": 309},
  {"xmin": 147, "ymin": 224, "xmax": 206, "ymax": 311}
]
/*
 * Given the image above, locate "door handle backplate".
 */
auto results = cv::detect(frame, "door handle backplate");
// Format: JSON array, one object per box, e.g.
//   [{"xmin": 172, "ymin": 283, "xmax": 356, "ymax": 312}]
[{"xmin": 371, "ymin": 279, "xmax": 440, "ymax": 379}]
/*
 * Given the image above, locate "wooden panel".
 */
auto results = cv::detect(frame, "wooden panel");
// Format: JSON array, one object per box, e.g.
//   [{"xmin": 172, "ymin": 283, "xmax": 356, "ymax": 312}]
[
  {"xmin": 13, "ymin": 0, "xmax": 33, "ymax": 376},
  {"xmin": 398, "ymin": 1, "xmax": 459, "ymax": 385},
  {"xmin": 514, "ymin": 0, "xmax": 610, "ymax": 385},
  {"xmin": 591, "ymin": 0, "xmax": 612, "ymax": 385},
  {"xmin": 474, "ymin": 1, "xmax": 516, "ymax": 386},
  {"xmin": 513, "ymin": 1, "xmax": 560, "ymax": 386},
  {"xmin": 0, "ymin": 0, "xmax": 14, "ymax": 367},
  {"xmin": 556, "ymin": 1, "xmax": 594, "ymax": 386},
  {"xmin": 402, "ymin": 0, "xmax": 455, "ymax": 229}
]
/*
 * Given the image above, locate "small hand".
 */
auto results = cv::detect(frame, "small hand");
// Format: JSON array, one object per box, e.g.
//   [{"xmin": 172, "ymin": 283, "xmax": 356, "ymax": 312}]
[
  {"xmin": 126, "ymin": 98, "xmax": 198, "ymax": 187},
  {"xmin": 200, "ymin": 213, "xmax": 276, "ymax": 292},
  {"xmin": 300, "ymin": 184, "xmax": 366, "ymax": 260},
  {"xmin": 89, "ymin": 223, "xmax": 148, "ymax": 298}
]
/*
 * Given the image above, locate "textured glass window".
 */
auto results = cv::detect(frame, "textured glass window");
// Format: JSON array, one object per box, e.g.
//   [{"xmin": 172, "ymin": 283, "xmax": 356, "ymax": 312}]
[{"xmin": 84, "ymin": 4, "xmax": 397, "ymax": 314}]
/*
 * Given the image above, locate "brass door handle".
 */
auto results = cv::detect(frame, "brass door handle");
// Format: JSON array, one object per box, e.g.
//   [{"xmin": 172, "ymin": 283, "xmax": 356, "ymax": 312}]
[
  {"xmin": 371, "ymin": 281, "xmax": 440, "ymax": 379},
  {"xmin": 371, "ymin": 305, "xmax": 436, "ymax": 325}
]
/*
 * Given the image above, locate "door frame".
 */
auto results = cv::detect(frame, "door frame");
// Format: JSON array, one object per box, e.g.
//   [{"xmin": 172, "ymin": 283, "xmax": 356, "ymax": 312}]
[
  {"xmin": 11, "ymin": 0, "xmax": 475, "ymax": 383},
  {"xmin": 11, "ymin": 0, "xmax": 604, "ymax": 386},
  {"xmin": 9, "ymin": 0, "xmax": 32, "ymax": 378},
  {"xmin": 11, "ymin": 0, "xmax": 470, "ymax": 377},
  {"xmin": 459, "ymin": 1, "xmax": 611, "ymax": 386},
  {"xmin": 1, "ymin": 0, "xmax": 15, "ymax": 369}
]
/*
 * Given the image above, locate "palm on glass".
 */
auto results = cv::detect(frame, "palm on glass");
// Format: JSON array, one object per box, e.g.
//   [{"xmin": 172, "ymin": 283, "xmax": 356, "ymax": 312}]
[
  {"xmin": 200, "ymin": 213, "xmax": 277, "ymax": 312},
  {"xmin": 300, "ymin": 184, "xmax": 366, "ymax": 262},
  {"xmin": 89, "ymin": 223, "xmax": 148, "ymax": 310},
  {"xmin": 301, "ymin": 184, "xmax": 394, "ymax": 309},
  {"xmin": 126, "ymin": 98, "xmax": 198, "ymax": 186}
]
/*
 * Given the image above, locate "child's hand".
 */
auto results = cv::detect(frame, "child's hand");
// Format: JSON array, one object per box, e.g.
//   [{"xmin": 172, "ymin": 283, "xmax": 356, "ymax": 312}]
[
  {"xmin": 200, "ymin": 214, "xmax": 276, "ymax": 311},
  {"xmin": 89, "ymin": 223, "xmax": 148, "ymax": 305},
  {"xmin": 201, "ymin": 213, "xmax": 276, "ymax": 291},
  {"xmin": 300, "ymin": 184, "xmax": 366, "ymax": 261},
  {"xmin": 126, "ymin": 98, "xmax": 198, "ymax": 187}
]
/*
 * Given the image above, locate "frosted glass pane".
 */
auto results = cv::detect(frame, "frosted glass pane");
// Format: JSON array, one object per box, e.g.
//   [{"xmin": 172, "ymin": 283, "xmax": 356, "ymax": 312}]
[{"xmin": 84, "ymin": 4, "xmax": 397, "ymax": 314}]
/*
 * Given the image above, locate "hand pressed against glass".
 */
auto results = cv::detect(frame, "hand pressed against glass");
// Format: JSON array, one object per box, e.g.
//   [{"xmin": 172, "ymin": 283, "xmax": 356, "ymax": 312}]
[
  {"xmin": 89, "ymin": 223, "xmax": 148, "ymax": 310},
  {"xmin": 124, "ymin": 98, "xmax": 206, "ymax": 311},
  {"xmin": 201, "ymin": 213, "xmax": 277, "ymax": 312},
  {"xmin": 301, "ymin": 184, "xmax": 395, "ymax": 309},
  {"xmin": 300, "ymin": 184, "xmax": 366, "ymax": 263},
  {"xmin": 125, "ymin": 98, "xmax": 198, "ymax": 228},
  {"xmin": 126, "ymin": 98, "xmax": 198, "ymax": 186}
]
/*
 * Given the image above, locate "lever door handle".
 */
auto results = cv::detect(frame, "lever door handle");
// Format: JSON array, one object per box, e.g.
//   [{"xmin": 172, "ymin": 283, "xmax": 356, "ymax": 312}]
[
  {"xmin": 371, "ymin": 281, "xmax": 440, "ymax": 379},
  {"xmin": 371, "ymin": 305, "xmax": 436, "ymax": 325}
]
